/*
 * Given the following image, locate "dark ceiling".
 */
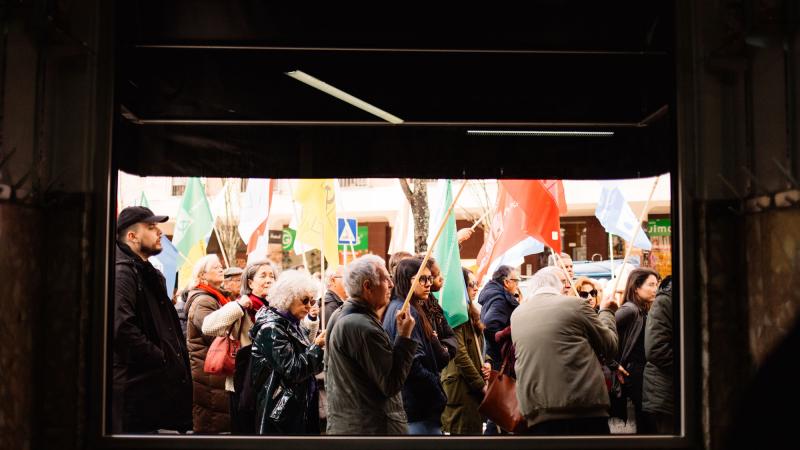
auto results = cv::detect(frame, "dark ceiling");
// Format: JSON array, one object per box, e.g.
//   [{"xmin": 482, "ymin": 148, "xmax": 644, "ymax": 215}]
[{"xmin": 115, "ymin": 1, "xmax": 676, "ymax": 179}]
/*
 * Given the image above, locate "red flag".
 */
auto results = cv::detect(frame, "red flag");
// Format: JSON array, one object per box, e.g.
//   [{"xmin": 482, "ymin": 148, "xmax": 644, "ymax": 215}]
[
  {"xmin": 542, "ymin": 179, "xmax": 568, "ymax": 215},
  {"xmin": 475, "ymin": 184, "xmax": 545, "ymax": 283},
  {"xmin": 500, "ymin": 179, "xmax": 562, "ymax": 251},
  {"xmin": 238, "ymin": 179, "xmax": 275, "ymax": 254}
]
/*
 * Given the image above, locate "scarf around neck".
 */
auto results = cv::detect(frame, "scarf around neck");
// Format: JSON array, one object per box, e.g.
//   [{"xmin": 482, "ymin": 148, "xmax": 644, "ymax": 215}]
[
  {"xmin": 197, "ymin": 283, "xmax": 229, "ymax": 306},
  {"xmin": 248, "ymin": 293, "xmax": 267, "ymax": 321}
]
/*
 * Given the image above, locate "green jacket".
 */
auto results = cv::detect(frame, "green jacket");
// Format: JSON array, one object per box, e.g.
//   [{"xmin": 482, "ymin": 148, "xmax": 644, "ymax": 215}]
[
  {"xmin": 440, "ymin": 321, "xmax": 485, "ymax": 434},
  {"xmin": 325, "ymin": 298, "xmax": 418, "ymax": 435},
  {"xmin": 511, "ymin": 290, "xmax": 618, "ymax": 427}
]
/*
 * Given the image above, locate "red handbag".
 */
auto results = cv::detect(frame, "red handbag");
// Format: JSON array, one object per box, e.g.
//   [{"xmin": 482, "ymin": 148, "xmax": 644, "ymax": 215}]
[
  {"xmin": 204, "ymin": 318, "xmax": 242, "ymax": 376},
  {"xmin": 478, "ymin": 350, "xmax": 525, "ymax": 433}
]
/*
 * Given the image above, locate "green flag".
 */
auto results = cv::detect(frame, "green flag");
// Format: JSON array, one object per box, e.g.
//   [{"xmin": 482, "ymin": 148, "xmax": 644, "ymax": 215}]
[
  {"xmin": 433, "ymin": 180, "xmax": 469, "ymax": 328},
  {"xmin": 172, "ymin": 178, "xmax": 214, "ymax": 288},
  {"xmin": 137, "ymin": 191, "xmax": 150, "ymax": 208}
]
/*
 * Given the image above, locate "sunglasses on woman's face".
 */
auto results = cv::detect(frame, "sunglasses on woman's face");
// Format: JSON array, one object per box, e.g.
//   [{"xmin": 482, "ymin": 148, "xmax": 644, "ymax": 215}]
[
  {"xmin": 414, "ymin": 275, "xmax": 435, "ymax": 285},
  {"xmin": 301, "ymin": 297, "xmax": 318, "ymax": 306},
  {"xmin": 467, "ymin": 281, "xmax": 478, "ymax": 288},
  {"xmin": 578, "ymin": 289, "xmax": 598, "ymax": 299}
]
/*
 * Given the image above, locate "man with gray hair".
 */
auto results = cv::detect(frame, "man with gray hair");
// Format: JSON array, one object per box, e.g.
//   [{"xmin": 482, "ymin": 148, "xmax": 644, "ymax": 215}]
[
  {"xmin": 547, "ymin": 251, "xmax": 574, "ymax": 292},
  {"xmin": 323, "ymin": 265, "xmax": 347, "ymax": 322},
  {"xmin": 511, "ymin": 266, "xmax": 619, "ymax": 435},
  {"xmin": 325, "ymin": 254, "xmax": 417, "ymax": 434}
]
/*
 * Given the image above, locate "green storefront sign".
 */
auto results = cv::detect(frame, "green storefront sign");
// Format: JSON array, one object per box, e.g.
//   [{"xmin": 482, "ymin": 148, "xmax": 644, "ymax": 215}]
[
  {"xmin": 647, "ymin": 218, "xmax": 671, "ymax": 237},
  {"xmin": 338, "ymin": 225, "xmax": 368, "ymax": 251},
  {"xmin": 281, "ymin": 228, "xmax": 296, "ymax": 251}
]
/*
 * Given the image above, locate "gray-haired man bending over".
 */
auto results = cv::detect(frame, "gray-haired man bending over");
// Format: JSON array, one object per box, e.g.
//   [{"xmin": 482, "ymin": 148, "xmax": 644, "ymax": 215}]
[{"xmin": 512, "ymin": 266, "xmax": 619, "ymax": 435}]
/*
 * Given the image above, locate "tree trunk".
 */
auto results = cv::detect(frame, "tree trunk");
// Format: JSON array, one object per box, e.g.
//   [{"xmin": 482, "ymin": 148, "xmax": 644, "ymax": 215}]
[
  {"xmin": 218, "ymin": 178, "xmax": 243, "ymax": 267},
  {"xmin": 398, "ymin": 178, "xmax": 429, "ymax": 253}
]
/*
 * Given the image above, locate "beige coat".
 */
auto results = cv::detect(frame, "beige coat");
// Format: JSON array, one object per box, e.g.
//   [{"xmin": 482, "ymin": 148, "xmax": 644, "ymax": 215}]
[{"xmin": 202, "ymin": 299, "xmax": 255, "ymax": 392}]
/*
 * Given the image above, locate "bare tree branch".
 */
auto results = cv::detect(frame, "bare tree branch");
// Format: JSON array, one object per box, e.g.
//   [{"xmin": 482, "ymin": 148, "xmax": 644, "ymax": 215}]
[{"xmin": 398, "ymin": 177, "xmax": 414, "ymax": 202}]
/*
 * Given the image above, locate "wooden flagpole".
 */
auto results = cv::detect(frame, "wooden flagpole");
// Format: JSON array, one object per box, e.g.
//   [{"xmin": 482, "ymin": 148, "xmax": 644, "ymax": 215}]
[
  {"xmin": 287, "ymin": 180, "xmax": 310, "ymax": 271},
  {"xmin": 401, "ymin": 180, "xmax": 468, "ymax": 313},
  {"xmin": 551, "ymin": 248, "xmax": 578, "ymax": 297},
  {"xmin": 608, "ymin": 175, "xmax": 661, "ymax": 297},
  {"xmin": 212, "ymin": 222, "xmax": 230, "ymax": 268},
  {"xmin": 469, "ymin": 208, "xmax": 492, "ymax": 231}
]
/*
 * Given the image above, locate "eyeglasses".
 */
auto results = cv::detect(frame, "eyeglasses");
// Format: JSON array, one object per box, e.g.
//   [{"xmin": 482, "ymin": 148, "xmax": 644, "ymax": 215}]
[
  {"xmin": 414, "ymin": 275, "xmax": 435, "ymax": 285},
  {"xmin": 506, "ymin": 278, "xmax": 521, "ymax": 283},
  {"xmin": 578, "ymin": 289, "xmax": 598, "ymax": 299},
  {"xmin": 467, "ymin": 281, "xmax": 478, "ymax": 288},
  {"xmin": 301, "ymin": 297, "xmax": 318, "ymax": 306}
]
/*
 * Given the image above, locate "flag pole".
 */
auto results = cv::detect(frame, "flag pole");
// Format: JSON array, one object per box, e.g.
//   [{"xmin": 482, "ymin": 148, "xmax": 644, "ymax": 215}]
[
  {"xmin": 320, "ymin": 186, "xmax": 327, "ymax": 331},
  {"xmin": 213, "ymin": 221, "xmax": 230, "ymax": 268},
  {"xmin": 469, "ymin": 208, "xmax": 492, "ymax": 231},
  {"xmin": 609, "ymin": 233, "xmax": 615, "ymax": 281},
  {"xmin": 402, "ymin": 180, "xmax": 468, "ymax": 313},
  {"xmin": 608, "ymin": 175, "xmax": 661, "ymax": 297},
  {"xmin": 287, "ymin": 180, "xmax": 310, "ymax": 271},
  {"xmin": 551, "ymin": 248, "xmax": 579, "ymax": 297}
]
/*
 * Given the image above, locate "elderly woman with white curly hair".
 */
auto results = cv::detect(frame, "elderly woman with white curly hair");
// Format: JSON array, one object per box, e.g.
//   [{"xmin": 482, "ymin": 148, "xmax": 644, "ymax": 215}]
[{"xmin": 250, "ymin": 269, "xmax": 326, "ymax": 434}]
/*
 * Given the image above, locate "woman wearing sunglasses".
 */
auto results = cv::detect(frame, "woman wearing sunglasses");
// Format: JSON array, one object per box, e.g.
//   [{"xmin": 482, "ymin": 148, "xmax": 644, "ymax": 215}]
[
  {"xmin": 250, "ymin": 270, "xmax": 326, "ymax": 434},
  {"xmin": 574, "ymin": 277, "xmax": 602, "ymax": 312},
  {"xmin": 383, "ymin": 257, "xmax": 448, "ymax": 435}
]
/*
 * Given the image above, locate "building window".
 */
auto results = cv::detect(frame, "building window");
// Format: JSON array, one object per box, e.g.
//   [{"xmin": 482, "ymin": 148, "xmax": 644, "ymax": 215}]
[{"xmin": 171, "ymin": 177, "xmax": 187, "ymax": 197}]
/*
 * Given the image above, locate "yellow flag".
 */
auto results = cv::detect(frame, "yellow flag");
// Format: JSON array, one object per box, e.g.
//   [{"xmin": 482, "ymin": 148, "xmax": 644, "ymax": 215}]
[{"xmin": 293, "ymin": 179, "xmax": 339, "ymax": 269}]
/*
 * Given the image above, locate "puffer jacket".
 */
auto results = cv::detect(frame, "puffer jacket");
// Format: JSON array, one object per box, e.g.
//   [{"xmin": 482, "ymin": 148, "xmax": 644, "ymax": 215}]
[
  {"xmin": 251, "ymin": 308, "xmax": 324, "ymax": 435},
  {"xmin": 185, "ymin": 288, "xmax": 230, "ymax": 433},
  {"xmin": 643, "ymin": 279, "xmax": 674, "ymax": 416},
  {"xmin": 477, "ymin": 280, "xmax": 519, "ymax": 369}
]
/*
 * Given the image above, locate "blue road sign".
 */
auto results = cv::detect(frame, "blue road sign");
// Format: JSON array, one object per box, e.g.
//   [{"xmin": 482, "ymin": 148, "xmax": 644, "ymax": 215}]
[{"xmin": 337, "ymin": 218, "xmax": 358, "ymax": 245}]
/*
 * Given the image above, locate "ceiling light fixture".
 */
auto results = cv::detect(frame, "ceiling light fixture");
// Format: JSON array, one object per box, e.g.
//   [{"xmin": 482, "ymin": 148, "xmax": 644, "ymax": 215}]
[
  {"xmin": 466, "ymin": 130, "xmax": 614, "ymax": 137},
  {"xmin": 286, "ymin": 70, "xmax": 404, "ymax": 124}
]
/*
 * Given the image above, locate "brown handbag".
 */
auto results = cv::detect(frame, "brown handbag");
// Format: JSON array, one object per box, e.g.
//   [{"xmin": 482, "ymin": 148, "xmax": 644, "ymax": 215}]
[
  {"xmin": 478, "ymin": 350, "xmax": 525, "ymax": 433},
  {"xmin": 204, "ymin": 317, "xmax": 243, "ymax": 376}
]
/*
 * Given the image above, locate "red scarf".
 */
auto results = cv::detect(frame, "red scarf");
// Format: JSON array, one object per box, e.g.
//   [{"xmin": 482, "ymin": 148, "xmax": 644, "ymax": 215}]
[
  {"xmin": 197, "ymin": 283, "xmax": 229, "ymax": 306},
  {"xmin": 248, "ymin": 294, "xmax": 267, "ymax": 322}
]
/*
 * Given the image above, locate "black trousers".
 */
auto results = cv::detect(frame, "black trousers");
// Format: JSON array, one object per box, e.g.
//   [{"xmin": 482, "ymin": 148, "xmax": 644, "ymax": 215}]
[
  {"xmin": 229, "ymin": 390, "xmax": 256, "ymax": 434},
  {"xmin": 522, "ymin": 417, "xmax": 611, "ymax": 436}
]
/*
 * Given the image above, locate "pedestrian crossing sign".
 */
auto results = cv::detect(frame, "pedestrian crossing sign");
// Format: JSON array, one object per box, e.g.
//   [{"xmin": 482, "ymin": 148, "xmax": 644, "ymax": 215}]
[{"xmin": 337, "ymin": 218, "xmax": 358, "ymax": 245}]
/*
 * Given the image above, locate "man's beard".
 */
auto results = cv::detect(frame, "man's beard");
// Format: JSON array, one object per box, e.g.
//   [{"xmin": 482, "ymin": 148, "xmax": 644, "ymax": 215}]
[{"xmin": 140, "ymin": 242, "xmax": 162, "ymax": 257}]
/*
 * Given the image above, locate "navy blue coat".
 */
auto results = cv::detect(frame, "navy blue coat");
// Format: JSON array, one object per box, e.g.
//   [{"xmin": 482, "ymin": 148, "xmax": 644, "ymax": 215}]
[
  {"xmin": 382, "ymin": 297, "xmax": 447, "ymax": 423},
  {"xmin": 477, "ymin": 280, "xmax": 519, "ymax": 369}
]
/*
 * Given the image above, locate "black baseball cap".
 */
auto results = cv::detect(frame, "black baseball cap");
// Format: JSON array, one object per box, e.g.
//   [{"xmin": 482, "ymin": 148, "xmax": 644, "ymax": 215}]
[{"xmin": 117, "ymin": 206, "xmax": 168, "ymax": 232}]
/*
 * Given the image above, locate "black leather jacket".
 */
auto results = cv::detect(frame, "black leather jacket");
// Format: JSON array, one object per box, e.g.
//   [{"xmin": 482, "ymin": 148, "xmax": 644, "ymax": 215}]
[{"xmin": 250, "ymin": 307, "xmax": 324, "ymax": 434}]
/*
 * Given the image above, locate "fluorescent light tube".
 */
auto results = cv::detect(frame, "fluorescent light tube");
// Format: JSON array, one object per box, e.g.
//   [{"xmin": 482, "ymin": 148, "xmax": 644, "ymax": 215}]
[
  {"xmin": 466, "ymin": 130, "xmax": 614, "ymax": 137},
  {"xmin": 286, "ymin": 70, "xmax": 404, "ymax": 124}
]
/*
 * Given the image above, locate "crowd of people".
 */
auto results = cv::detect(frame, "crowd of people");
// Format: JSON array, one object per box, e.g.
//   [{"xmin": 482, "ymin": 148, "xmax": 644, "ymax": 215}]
[{"xmin": 112, "ymin": 206, "xmax": 675, "ymax": 436}]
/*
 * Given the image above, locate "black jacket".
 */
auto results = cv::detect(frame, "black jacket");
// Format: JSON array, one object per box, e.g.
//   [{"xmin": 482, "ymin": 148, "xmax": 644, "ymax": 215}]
[
  {"xmin": 251, "ymin": 308, "xmax": 324, "ymax": 435},
  {"xmin": 383, "ymin": 297, "xmax": 447, "ymax": 423},
  {"xmin": 477, "ymin": 280, "xmax": 519, "ymax": 369},
  {"xmin": 112, "ymin": 242, "xmax": 192, "ymax": 433},
  {"xmin": 643, "ymin": 279, "xmax": 674, "ymax": 416},
  {"xmin": 323, "ymin": 289, "xmax": 344, "ymax": 325}
]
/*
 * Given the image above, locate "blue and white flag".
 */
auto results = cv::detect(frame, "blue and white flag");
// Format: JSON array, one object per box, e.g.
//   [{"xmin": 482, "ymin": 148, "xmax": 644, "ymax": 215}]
[
  {"xmin": 150, "ymin": 235, "xmax": 179, "ymax": 298},
  {"xmin": 595, "ymin": 182, "xmax": 652, "ymax": 250}
]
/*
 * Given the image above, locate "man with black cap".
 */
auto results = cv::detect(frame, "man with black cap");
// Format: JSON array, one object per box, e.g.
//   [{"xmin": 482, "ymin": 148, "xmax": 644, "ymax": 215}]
[{"xmin": 113, "ymin": 206, "xmax": 192, "ymax": 433}]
